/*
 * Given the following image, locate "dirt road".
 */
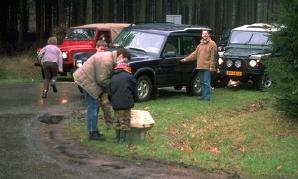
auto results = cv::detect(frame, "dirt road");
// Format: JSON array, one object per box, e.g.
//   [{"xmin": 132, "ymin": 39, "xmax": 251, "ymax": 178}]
[{"xmin": 0, "ymin": 83, "xmax": 240, "ymax": 179}]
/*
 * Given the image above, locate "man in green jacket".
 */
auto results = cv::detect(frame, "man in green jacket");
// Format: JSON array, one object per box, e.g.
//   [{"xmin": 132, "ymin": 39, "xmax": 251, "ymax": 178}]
[{"xmin": 180, "ymin": 30, "xmax": 217, "ymax": 101}]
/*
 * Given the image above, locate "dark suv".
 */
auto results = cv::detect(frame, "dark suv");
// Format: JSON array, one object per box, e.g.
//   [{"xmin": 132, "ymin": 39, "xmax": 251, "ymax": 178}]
[
  {"xmin": 74, "ymin": 23, "xmax": 214, "ymax": 101},
  {"xmin": 217, "ymin": 23, "xmax": 279, "ymax": 89},
  {"xmin": 112, "ymin": 23, "xmax": 213, "ymax": 101}
]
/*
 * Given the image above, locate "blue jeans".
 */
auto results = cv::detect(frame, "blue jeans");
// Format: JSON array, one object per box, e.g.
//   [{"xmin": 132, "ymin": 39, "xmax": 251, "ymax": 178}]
[
  {"xmin": 83, "ymin": 90, "xmax": 99, "ymax": 132},
  {"xmin": 198, "ymin": 69, "xmax": 211, "ymax": 100}
]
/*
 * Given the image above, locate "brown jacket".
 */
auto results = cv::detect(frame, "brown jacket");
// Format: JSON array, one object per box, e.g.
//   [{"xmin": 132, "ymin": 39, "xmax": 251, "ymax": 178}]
[
  {"xmin": 184, "ymin": 38, "xmax": 217, "ymax": 71},
  {"xmin": 73, "ymin": 51, "xmax": 116, "ymax": 99}
]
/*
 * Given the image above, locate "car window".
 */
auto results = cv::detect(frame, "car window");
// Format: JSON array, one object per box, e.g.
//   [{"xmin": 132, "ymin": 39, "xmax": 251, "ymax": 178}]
[
  {"xmin": 181, "ymin": 36, "xmax": 197, "ymax": 56},
  {"xmin": 163, "ymin": 36, "xmax": 198, "ymax": 57},
  {"xmin": 164, "ymin": 36, "xmax": 178, "ymax": 54},
  {"xmin": 113, "ymin": 30, "xmax": 166, "ymax": 54},
  {"xmin": 65, "ymin": 28, "xmax": 96, "ymax": 40},
  {"xmin": 98, "ymin": 31, "xmax": 111, "ymax": 44}
]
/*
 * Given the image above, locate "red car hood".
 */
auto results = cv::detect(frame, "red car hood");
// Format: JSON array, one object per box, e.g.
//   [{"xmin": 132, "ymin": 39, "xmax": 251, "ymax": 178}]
[{"xmin": 58, "ymin": 40, "xmax": 95, "ymax": 51}]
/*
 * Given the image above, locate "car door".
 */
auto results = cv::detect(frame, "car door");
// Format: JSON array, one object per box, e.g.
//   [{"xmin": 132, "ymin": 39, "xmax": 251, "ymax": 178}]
[
  {"xmin": 180, "ymin": 35, "xmax": 199, "ymax": 83},
  {"xmin": 156, "ymin": 35, "xmax": 183, "ymax": 86}
]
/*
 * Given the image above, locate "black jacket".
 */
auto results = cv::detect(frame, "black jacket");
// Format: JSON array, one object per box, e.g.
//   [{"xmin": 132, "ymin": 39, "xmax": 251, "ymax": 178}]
[{"xmin": 110, "ymin": 69, "xmax": 137, "ymax": 110}]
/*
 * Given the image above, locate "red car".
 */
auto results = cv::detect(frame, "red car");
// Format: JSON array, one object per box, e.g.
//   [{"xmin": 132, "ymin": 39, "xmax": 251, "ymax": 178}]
[{"xmin": 35, "ymin": 23, "xmax": 130, "ymax": 76}]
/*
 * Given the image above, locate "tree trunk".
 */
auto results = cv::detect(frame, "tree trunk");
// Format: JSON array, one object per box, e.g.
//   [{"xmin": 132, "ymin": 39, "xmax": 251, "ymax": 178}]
[
  {"xmin": 251, "ymin": 0, "xmax": 257, "ymax": 23},
  {"xmin": 102, "ymin": 0, "xmax": 110, "ymax": 22},
  {"xmin": 112, "ymin": 0, "xmax": 118, "ymax": 22},
  {"xmin": 155, "ymin": 0, "xmax": 164, "ymax": 22},
  {"xmin": 86, "ymin": 0, "xmax": 93, "ymax": 23},
  {"xmin": 18, "ymin": 0, "xmax": 25, "ymax": 45},
  {"xmin": 77, "ymin": 0, "xmax": 85, "ymax": 25},
  {"xmin": 137, "ymin": 0, "xmax": 146, "ymax": 23},
  {"xmin": 0, "ymin": 1, "xmax": 9, "ymax": 47},
  {"xmin": 209, "ymin": 0, "xmax": 216, "ymax": 29},
  {"xmin": 196, "ymin": 1, "xmax": 201, "ymax": 25},
  {"xmin": 231, "ymin": 0, "xmax": 238, "ymax": 26},
  {"xmin": 36, "ymin": 0, "xmax": 45, "ymax": 45},
  {"xmin": 127, "ymin": 0, "xmax": 135, "ymax": 23},
  {"xmin": 187, "ymin": 0, "xmax": 193, "ymax": 24},
  {"xmin": 256, "ymin": 0, "xmax": 263, "ymax": 22},
  {"xmin": 58, "ymin": 0, "xmax": 65, "ymax": 25},
  {"xmin": 216, "ymin": 0, "xmax": 225, "ymax": 39}
]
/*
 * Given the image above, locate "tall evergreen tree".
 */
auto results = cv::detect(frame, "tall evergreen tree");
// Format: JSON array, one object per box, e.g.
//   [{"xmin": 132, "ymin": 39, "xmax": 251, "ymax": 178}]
[{"xmin": 266, "ymin": 0, "xmax": 298, "ymax": 118}]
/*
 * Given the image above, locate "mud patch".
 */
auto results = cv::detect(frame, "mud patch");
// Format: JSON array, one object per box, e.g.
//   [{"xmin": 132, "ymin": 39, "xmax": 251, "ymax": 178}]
[{"xmin": 38, "ymin": 112, "xmax": 64, "ymax": 124}]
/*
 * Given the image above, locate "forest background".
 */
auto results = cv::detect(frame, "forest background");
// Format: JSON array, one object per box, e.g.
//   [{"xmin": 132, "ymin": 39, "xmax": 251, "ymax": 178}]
[{"xmin": 0, "ymin": 0, "xmax": 280, "ymax": 53}]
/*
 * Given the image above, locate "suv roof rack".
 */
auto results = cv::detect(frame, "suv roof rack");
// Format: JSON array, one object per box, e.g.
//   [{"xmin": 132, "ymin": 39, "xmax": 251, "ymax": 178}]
[{"xmin": 124, "ymin": 23, "xmax": 211, "ymax": 33}]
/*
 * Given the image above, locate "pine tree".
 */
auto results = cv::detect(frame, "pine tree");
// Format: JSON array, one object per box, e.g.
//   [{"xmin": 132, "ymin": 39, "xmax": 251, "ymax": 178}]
[{"xmin": 266, "ymin": 0, "xmax": 298, "ymax": 118}]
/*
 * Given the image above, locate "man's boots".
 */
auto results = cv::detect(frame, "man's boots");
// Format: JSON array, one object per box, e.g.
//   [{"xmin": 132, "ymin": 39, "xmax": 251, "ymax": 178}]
[{"xmin": 118, "ymin": 130, "xmax": 126, "ymax": 144}]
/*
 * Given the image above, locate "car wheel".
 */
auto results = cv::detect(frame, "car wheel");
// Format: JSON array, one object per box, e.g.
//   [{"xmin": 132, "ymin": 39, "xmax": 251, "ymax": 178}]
[
  {"xmin": 136, "ymin": 76, "xmax": 152, "ymax": 102},
  {"xmin": 186, "ymin": 73, "xmax": 202, "ymax": 96},
  {"xmin": 256, "ymin": 74, "xmax": 272, "ymax": 90}
]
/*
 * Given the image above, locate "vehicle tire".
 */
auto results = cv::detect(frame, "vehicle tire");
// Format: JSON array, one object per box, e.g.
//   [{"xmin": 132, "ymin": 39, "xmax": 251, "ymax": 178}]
[
  {"xmin": 136, "ymin": 76, "xmax": 152, "ymax": 102},
  {"xmin": 256, "ymin": 74, "xmax": 272, "ymax": 90},
  {"xmin": 186, "ymin": 73, "xmax": 202, "ymax": 96}
]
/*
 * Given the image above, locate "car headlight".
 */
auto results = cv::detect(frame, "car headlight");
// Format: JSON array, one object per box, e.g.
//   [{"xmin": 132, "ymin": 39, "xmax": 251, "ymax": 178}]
[
  {"xmin": 226, "ymin": 59, "xmax": 233, "ymax": 67},
  {"xmin": 218, "ymin": 58, "xmax": 224, "ymax": 65},
  {"xmin": 249, "ymin": 60, "xmax": 257, "ymax": 67},
  {"xmin": 62, "ymin": 52, "xmax": 68, "ymax": 59},
  {"xmin": 235, "ymin": 60, "xmax": 241, "ymax": 68}
]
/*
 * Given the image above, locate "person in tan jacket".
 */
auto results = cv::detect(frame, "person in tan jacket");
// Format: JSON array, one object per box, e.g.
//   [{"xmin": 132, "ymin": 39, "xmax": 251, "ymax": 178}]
[
  {"xmin": 180, "ymin": 30, "xmax": 217, "ymax": 101},
  {"xmin": 73, "ymin": 49, "xmax": 117, "ymax": 141}
]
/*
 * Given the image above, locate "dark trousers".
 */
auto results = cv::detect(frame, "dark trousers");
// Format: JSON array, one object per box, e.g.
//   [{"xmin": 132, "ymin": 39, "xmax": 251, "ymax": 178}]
[{"xmin": 42, "ymin": 62, "xmax": 58, "ymax": 91}]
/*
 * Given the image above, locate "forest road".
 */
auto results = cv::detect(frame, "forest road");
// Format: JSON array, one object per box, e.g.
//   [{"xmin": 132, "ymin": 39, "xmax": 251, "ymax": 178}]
[{"xmin": 0, "ymin": 82, "xmax": 240, "ymax": 179}]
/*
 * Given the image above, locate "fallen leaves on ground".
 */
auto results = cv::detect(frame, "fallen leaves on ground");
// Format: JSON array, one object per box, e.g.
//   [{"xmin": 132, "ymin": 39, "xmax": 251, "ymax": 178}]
[{"xmin": 208, "ymin": 147, "xmax": 220, "ymax": 155}]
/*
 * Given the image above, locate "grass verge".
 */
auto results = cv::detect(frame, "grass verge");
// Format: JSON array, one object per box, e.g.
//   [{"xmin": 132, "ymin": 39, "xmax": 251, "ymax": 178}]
[
  {"xmin": 0, "ymin": 53, "xmax": 42, "ymax": 85},
  {"xmin": 67, "ymin": 88, "xmax": 298, "ymax": 178}
]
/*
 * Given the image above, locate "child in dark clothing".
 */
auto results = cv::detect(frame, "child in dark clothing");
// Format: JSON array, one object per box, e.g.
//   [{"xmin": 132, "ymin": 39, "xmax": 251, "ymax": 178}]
[{"xmin": 109, "ymin": 48, "xmax": 137, "ymax": 144}]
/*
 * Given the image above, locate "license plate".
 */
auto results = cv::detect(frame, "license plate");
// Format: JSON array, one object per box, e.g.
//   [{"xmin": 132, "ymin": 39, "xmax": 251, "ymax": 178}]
[{"xmin": 226, "ymin": 71, "xmax": 242, "ymax": 76}]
